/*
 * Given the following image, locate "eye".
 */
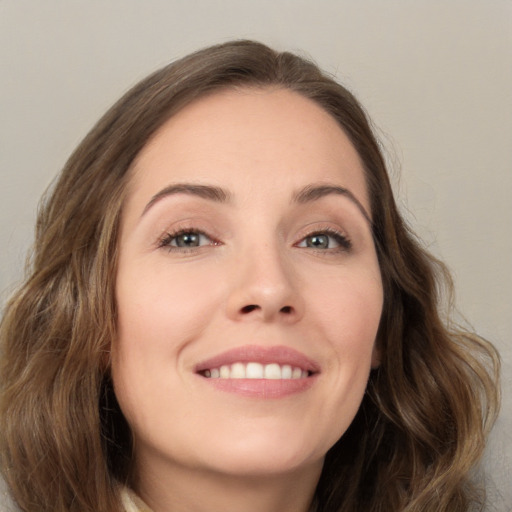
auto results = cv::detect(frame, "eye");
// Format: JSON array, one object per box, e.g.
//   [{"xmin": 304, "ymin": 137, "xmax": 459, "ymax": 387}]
[
  {"xmin": 296, "ymin": 230, "xmax": 352, "ymax": 251},
  {"xmin": 159, "ymin": 229, "xmax": 216, "ymax": 251}
]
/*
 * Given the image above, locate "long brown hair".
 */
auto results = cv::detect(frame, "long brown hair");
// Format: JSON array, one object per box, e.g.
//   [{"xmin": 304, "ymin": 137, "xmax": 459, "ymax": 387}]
[{"xmin": 0, "ymin": 40, "xmax": 500, "ymax": 512}]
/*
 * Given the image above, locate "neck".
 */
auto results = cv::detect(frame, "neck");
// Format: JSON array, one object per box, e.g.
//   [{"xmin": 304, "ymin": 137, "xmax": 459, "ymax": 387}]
[{"xmin": 133, "ymin": 458, "xmax": 322, "ymax": 512}]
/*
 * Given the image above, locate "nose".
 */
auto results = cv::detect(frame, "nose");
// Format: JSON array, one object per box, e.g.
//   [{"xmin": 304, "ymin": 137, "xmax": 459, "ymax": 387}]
[{"xmin": 225, "ymin": 244, "xmax": 304, "ymax": 324}]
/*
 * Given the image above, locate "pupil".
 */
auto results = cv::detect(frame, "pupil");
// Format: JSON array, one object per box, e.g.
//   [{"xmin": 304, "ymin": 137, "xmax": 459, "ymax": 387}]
[
  {"xmin": 177, "ymin": 233, "xmax": 199, "ymax": 247},
  {"xmin": 308, "ymin": 235, "xmax": 328, "ymax": 248}
]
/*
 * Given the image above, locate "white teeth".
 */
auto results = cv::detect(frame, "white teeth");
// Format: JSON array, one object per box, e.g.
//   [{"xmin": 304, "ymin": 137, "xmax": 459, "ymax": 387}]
[
  {"xmin": 292, "ymin": 367, "xmax": 303, "ymax": 379},
  {"xmin": 246, "ymin": 362, "xmax": 264, "ymax": 378},
  {"xmin": 203, "ymin": 362, "xmax": 310, "ymax": 380},
  {"xmin": 281, "ymin": 365, "xmax": 292, "ymax": 379},
  {"xmin": 264, "ymin": 363, "xmax": 281, "ymax": 379},
  {"xmin": 231, "ymin": 362, "xmax": 246, "ymax": 378}
]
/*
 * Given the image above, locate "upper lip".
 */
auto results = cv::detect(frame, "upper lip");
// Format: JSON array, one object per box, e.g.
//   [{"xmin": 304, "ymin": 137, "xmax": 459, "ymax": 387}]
[{"xmin": 194, "ymin": 345, "xmax": 320, "ymax": 374}]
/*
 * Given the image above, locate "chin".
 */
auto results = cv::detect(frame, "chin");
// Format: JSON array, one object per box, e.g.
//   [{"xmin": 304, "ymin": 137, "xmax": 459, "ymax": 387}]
[{"xmin": 193, "ymin": 429, "xmax": 328, "ymax": 477}]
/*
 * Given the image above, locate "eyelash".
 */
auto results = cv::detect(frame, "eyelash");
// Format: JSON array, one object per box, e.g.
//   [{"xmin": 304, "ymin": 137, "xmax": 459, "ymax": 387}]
[
  {"xmin": 296, "ymin": 228, "xmax": 352, "ymax": 253},
  {"xmin": 158, "ymin": 228, "xmax": 218, "ymax": 252},
  {"xmin": 158, "ymin": 226, "xmax": 352, "ymax": 255}
]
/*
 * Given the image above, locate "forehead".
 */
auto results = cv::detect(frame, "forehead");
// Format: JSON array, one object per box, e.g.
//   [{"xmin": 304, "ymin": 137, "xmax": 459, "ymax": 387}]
[{"xmin": 126, "ymin": 87, "xmax": 370, "ymax": 214}]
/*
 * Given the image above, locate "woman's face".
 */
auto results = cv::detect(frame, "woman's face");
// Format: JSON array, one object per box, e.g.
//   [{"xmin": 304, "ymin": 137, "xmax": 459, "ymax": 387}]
[{"xmin": 113, "ymin": 88, "xmax": 383, "ymax": 482}]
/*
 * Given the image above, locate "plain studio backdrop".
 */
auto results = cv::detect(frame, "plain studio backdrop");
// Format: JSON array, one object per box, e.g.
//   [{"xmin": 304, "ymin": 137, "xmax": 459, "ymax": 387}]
[{"xmin": 0, "ymin": 1, "xmax": 510, "ymax": 510}]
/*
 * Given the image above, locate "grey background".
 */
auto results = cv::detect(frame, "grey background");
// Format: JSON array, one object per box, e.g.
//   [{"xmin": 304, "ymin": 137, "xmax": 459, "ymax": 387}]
[{"xmin": 1, "ymin": 1, "xmax": 511, "ymax": 510}]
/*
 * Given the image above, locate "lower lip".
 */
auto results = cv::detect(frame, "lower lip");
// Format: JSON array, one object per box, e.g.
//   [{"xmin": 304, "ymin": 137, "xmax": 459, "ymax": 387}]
[{"xmin": 199, "ymin": 375, "xmax": 317, "ymax": 398}]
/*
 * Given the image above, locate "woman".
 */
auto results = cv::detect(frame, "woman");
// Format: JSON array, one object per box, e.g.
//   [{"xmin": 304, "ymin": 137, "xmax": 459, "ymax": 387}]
[{"xmin": 0, "ymin": 40, "xmax": 500, "ymax": 512}]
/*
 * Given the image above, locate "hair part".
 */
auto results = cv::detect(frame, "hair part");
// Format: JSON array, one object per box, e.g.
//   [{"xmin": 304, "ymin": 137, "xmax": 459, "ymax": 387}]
[{"xmin": 0, "ymin": 40, "xmax": 500, "ymax": 512}]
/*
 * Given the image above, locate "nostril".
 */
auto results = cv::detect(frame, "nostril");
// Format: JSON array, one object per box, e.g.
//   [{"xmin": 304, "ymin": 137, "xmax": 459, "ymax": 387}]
[
  {"xmin": 280, "ymin": 306, "xmax": 292, "ymax": 314},
  {"xmin": 241, "ymin": 304, "xmax": 259, "ymax": 314}
]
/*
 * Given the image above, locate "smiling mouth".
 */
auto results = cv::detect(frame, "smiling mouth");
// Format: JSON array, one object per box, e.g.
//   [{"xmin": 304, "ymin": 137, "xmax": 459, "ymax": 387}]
[
  {"xmin": 199, "ymin": 362, "xmax": 311, "ymax": 380},
  {"xmin": 195, "ymin": 346, "xmax": 319, "ymax": 398}
]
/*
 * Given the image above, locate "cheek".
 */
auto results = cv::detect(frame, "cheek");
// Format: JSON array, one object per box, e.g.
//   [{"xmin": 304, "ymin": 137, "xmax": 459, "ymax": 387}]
[
  {"xmin": 115, "ymin": 261, "xmax": 222, "ymax": 346},
  {"xmin": 309, "ymin": 266, "xmax": 383, "ymax": 347},
  {"xmin": 112, "ymin": 262, "xmax": 223, "ymax": 411},
  {"xmin": 306, "ymin": 268, "xmax": 383, "ymax": 389}
]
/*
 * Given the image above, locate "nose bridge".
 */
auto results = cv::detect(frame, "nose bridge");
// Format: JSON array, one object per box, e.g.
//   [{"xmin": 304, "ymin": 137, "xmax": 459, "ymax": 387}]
[{"xmin": 227, "ymin": 234, "xmax": 302, "ymax": 322}]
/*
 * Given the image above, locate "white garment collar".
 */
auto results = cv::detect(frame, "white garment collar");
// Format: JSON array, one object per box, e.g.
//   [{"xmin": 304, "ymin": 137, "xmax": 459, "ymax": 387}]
[{"xmin": 120, "ymin": 487, "xmax": 153, "ymax": 512}]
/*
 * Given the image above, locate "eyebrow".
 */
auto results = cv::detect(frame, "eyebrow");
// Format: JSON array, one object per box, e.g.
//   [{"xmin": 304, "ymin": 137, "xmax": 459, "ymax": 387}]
[
  {"xmin": 141, "ymin": 181, "xmax": 371, "ymax": 223},
  {"xmin": 142, "ymin": 183, "xmax": 231, "ymax": 216},
  {"xmin": 293, "ymin": 184, "xmax": 372, "ymax": 223}
]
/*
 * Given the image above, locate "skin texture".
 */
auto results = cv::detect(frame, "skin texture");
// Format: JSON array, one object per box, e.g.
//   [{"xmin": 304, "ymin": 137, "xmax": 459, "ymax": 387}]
[{"xmin": 112, "ymin": 87, "xmax": 384, "ymax": 512}]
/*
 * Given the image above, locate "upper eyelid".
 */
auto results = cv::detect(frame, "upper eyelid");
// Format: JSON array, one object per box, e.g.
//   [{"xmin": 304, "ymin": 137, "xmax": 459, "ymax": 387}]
[
  {"xmin": 153, "ymin": 217, "xmax": 356, "ymax": 248},
  {"xmin": 294, "ymin": 222, "xmax": 350, "ymax": 239},
  {"xmin": 159, "ymin": 228, "xmax": 216, "ymax": 247},
  {"xmin": 156, "ymin": 219, "xmax": 217, "ymax": 238},
  {"xmin": 296, "ymin": 228, "xmax": 352, "ymax": 248},
  {"xmin": 162, "ymin": 228, "xmax": 351, "ymax": 249},
  {"xmin": 157, "ymin": 223, "xmax": 350, "ymax": 239}
]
